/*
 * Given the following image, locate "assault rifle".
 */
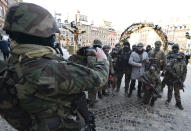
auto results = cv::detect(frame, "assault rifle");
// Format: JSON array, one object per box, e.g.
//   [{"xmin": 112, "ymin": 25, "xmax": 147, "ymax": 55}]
[{"xmin": 141, "ymin": 74, "xmax": 162, "ymax": 98}]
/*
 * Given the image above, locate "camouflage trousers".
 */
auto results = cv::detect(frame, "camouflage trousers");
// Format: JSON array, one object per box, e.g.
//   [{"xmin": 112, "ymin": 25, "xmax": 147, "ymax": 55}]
[
  {"xmin": 88, "ymin": 88, "xmax": 97, "ymax": 106},
  {"xmin": 142, "ymin": 85, "xmax": 158, "ymax": 105},
  {"xmin": 167, "ymin": 84, "xmax": 181, "ymax": 103},
  {"xmin": 110, "ymin": 74, "xmax": 117, "ymax": 89},
  {"xmin": 116, "ymin": 71, "xmax": 131, "ymax": 93}
]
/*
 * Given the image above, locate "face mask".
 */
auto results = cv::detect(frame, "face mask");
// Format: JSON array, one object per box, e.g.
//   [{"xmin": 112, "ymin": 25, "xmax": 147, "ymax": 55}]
[
  {"xmin": 173, "ymin": 48, "xmax": 178, "ymax": 53},
  {"xmin": 155, "ymin": 45, "xmax": 161, "ymax": 51},
  {"xmin": 123, "ymin": 47, "xmax": 130, "ymax": 51}
]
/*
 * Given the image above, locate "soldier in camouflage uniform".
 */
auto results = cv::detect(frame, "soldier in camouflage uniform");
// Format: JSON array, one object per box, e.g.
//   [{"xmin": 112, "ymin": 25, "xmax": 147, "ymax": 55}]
[
  {"xmin": 110, "ymin": 48, "xmax": 119, "ymax": 90},
  {"xmin": 0, "ymin": 3, "xmax": 109, "ymax": 131},
  {"xmin": 98, "ymin": 45, "xmax": 114, "ymax": 97},
  {"xmin": 161, "ymin": 43, "xmax": 179, "ymax": 91},
  {"xmin": 116, "ymin": 41, "xmax": 132, "ymax": 94},
  {"xmin": 140, "ymin": 64, "xmax": 161, "ymax": 106},
  {"xmin": 148, "ymin": 41, "xmax": 166, "ymax": 73},
  {"xmin": 165, "ymin": 52, "xmax": 187, "ymax": 110}
]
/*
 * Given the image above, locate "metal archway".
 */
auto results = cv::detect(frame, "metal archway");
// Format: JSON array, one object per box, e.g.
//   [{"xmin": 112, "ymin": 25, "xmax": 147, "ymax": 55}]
[{"xmin": 120, "ymin": 23, "xmax": 168, "ymax": 52}]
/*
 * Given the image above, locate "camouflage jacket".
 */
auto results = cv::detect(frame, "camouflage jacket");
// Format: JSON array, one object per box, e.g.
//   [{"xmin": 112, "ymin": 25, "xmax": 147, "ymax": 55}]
[
  {"xmin": 165, "ymin": 59, "xmax": 187, "ymax": 83},
  {"xmin": 107, "ymin": 53, "xmax": 114, "ymax": 75},
  {"xmin": 68, "ymin": 54, "xmax": 97, "ymax": 68},
  {"xmin": 140, "ymin": 71, "xmax": 161, "ymax": 87},
  {"xmin": 148, "ymin": 49, "xmax": 166, "ymax": 70},
  {"xmin": 5, "ymin": 44, "xmax": 109, "ymax": 130},
  {"xmin": 110, "ymin": 52, "xmax": 118, "ymax": 71}
]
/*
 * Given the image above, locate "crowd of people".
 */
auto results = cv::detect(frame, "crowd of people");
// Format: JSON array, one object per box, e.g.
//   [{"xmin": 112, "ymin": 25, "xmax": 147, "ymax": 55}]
[
  {"xmin": 0, "ymin": 2, "xmax": 189, "ymax": 131},
  {"xmin": 75, "ymin": 39, "xmax": 188, "ymax": 111}
]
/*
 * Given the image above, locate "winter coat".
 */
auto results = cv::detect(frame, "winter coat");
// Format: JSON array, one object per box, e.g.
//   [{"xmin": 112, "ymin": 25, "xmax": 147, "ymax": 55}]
[
  {"xmin": 129, "ymin": 51, "xmax": 149, "ymax": 80},
  {"xmin": 0, "ymin": 40, "xmax": 10, "ymax": 53}
]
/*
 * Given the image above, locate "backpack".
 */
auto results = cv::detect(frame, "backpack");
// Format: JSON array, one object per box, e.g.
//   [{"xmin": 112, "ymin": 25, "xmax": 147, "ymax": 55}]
[{"xmin": 0, "ymin": 61, "xmax": 33, "ymax": 130}]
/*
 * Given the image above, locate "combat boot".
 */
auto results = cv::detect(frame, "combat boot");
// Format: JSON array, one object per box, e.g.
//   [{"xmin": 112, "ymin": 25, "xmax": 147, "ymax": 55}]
[{"xmin": 176, "ymin": 102, "xmax": 184, "ymax": 110}]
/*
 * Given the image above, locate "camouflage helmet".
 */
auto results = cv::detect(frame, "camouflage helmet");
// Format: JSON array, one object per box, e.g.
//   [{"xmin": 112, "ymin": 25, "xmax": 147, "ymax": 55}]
[
  {"xmin": 3, "ymin": 2, "xmax": 59, "ymax": 38},
  {"xmin": 154, "ymin": 41, "xmax": 162, "ymax": 46},
  {"xmin": 93, "ymin": 39, "xmax": 102, "ymax": 47}
]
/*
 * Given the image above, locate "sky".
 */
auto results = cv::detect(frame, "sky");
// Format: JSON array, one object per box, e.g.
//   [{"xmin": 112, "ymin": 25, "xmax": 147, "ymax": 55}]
[{"xmin": 23, "ymin": 0, "xmax": 191, "ymax": 31}]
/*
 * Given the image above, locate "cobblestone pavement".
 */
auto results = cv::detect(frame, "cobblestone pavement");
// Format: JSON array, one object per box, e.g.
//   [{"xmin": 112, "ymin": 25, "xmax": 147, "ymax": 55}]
[
  {"xmin": 0, "ymin": 53, "xmax": 190, "ymax": 131},
  {"xmin": 92, "ymin": 64, "xmax": 191, "ymax": 131}
]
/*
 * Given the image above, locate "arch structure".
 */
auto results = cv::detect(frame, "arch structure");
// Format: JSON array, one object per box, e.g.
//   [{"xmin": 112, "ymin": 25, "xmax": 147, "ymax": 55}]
[{"xmin": 120, "ymin": 23, "xmax": 168, "ymax": 52}]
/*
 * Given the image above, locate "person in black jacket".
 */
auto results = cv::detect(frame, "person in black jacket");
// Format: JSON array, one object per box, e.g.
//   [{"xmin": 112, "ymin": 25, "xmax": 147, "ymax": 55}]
[
  {"xmin": 0, "ymin": 35, "xmax": 10, "ymax": 61},
  {"xmin": 115, "ymin": 41, "xmax": 132, "ymax": 95}
]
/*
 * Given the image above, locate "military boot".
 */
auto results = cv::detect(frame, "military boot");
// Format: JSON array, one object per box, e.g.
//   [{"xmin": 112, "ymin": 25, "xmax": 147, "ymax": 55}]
[{"xmin": 176, "ymin": 102, "xmax": 184, "ymax": 110}]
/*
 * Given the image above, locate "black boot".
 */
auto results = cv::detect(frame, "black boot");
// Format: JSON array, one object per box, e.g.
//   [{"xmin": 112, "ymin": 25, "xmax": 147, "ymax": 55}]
[{"xmin": 176, "ymin": 102, "xmax": 184, "ymax": 110}]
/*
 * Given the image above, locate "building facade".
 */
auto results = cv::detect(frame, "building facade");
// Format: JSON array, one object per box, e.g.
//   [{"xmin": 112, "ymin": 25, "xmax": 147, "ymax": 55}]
[
  {"xmin": 58, "ymin": 12, "xmax": 121, "ymax": 48},
  {"xmin": 0, "ymin": 0, "xmax": 8, "ymax": 27},
  {"xmin": 163, "ymin": 25, "xmax": 189, "ymax": 52}
]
